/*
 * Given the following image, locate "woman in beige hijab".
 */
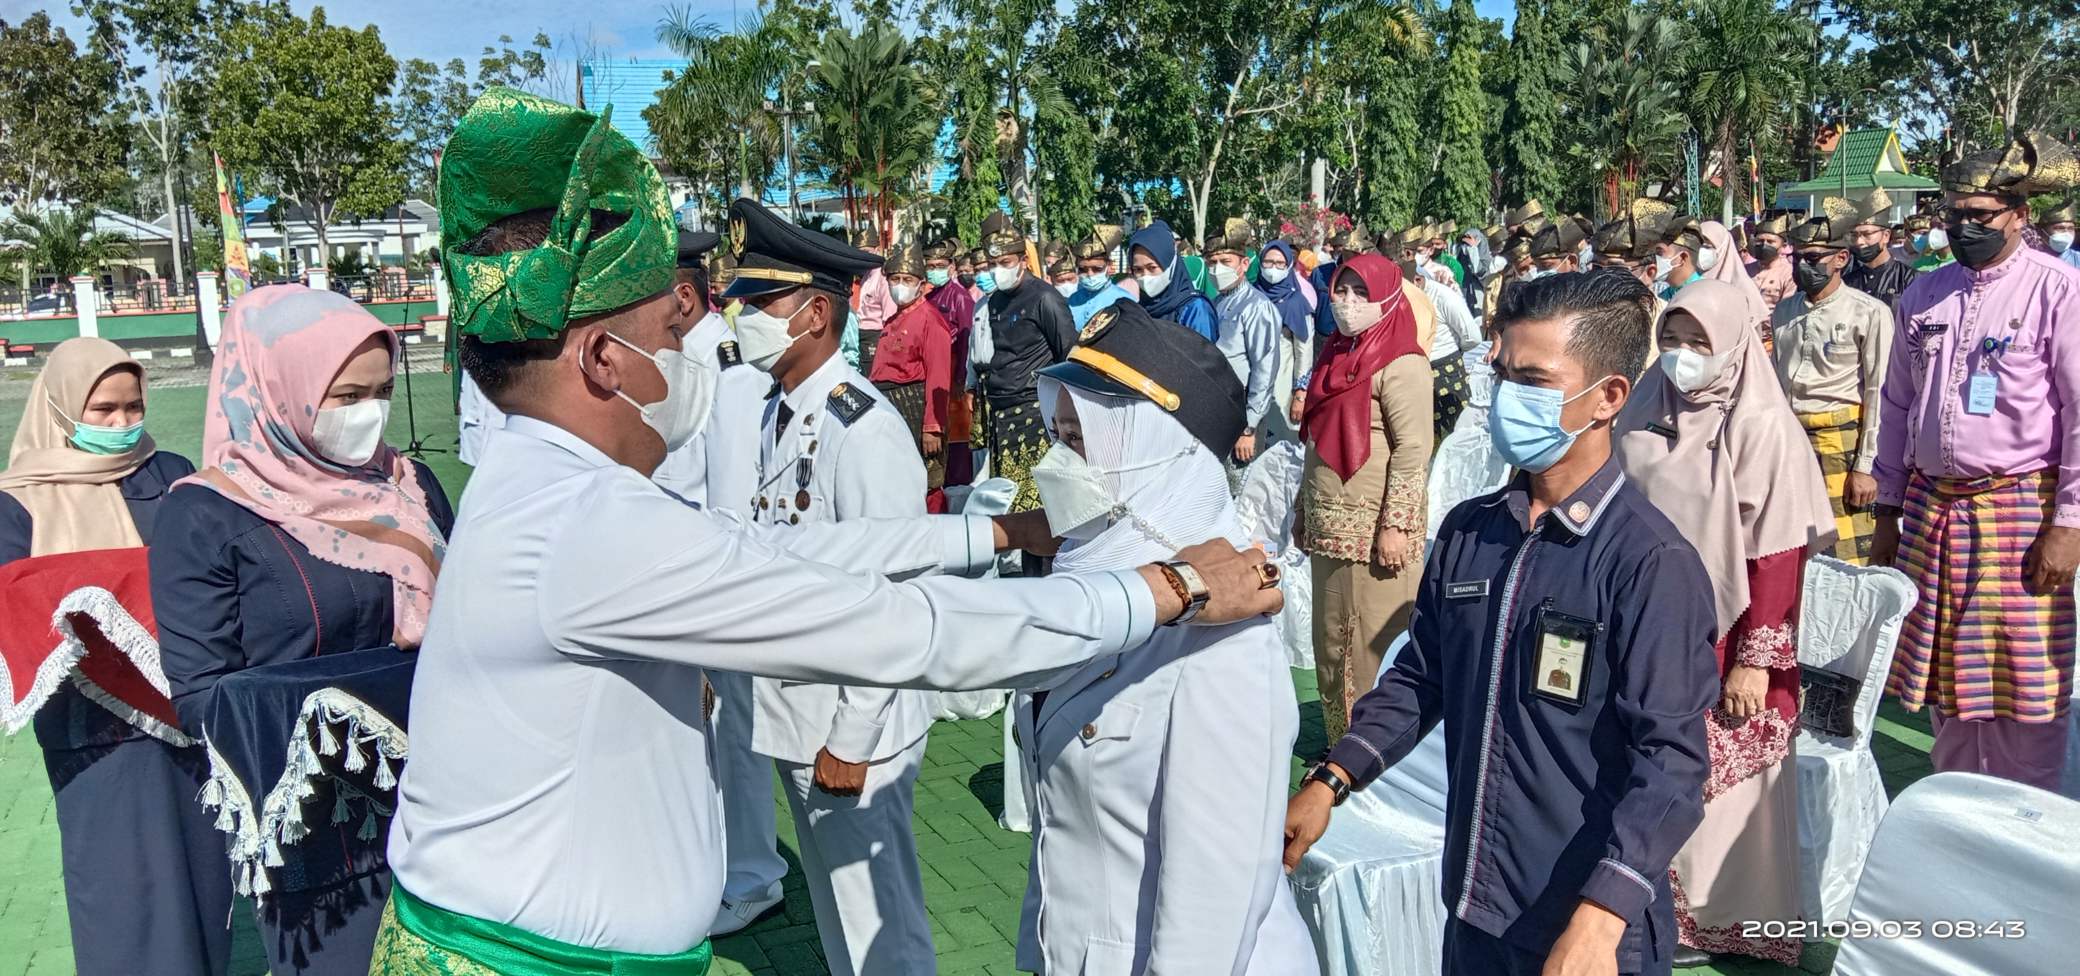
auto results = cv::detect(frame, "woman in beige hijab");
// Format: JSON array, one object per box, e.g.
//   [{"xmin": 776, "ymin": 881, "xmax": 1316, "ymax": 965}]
[
  {"xmin": 1614, "ymin": 281, "xmax": 1835, "ymax": 968},
  {"xmin": 0, "ymin": 337, "xmax": 230, "ymax": 976}
]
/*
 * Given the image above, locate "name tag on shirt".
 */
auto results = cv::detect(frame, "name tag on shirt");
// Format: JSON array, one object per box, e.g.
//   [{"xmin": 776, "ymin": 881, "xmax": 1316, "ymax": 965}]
[
  {"xmin": 1531, "ymin": 603, "xmax": 1599, "ymax": 706},
  {"xmin": 1968, "ymin": 372, "xmax": 1998, "ymax": 415},
  {"xmin": 1446, "ymin": 580, "xmax": 1489, "ymax": 600}
]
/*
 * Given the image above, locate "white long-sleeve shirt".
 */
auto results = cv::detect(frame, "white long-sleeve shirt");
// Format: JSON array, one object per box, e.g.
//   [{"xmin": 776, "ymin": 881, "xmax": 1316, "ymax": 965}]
[
  {"xmin": 389, "ymin": 415, "xmax": 1157, "ymax": 954},
  {"xmin": 1422, "ymin": 276, "xmax": 1481, "ymax": 363}
]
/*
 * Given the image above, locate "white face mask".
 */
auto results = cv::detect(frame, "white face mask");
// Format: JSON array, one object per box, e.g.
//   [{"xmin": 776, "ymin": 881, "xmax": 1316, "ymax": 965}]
[
  {"xmin": 1054, "ymin": 280, "xmax": 1078, "ymax": 298},
  {"xmin": 1331, "ymin": 298, "xmax": 1383, "ymax": 336},
  {"xmin": 1925, "ymin": 227, "xmax": 1950, "ymax": 251},
  {"xmin": 1209, "ymin": 262, "xmax": 1241, "ymax": 292},
  {"xmin": 1031, "ymin": 438, "xmax": 1196, "ymax": 540},
  {"xmin": 1079, "ymin": 272, "xmax": 1111, "ymax": 293},
  {"xmin": 1653, "ymin": 254, "xmax": 1677, "ymax": 282},
  {"xmin": 2052, "ymin": 231, "xmax": 2076, "ymax": 254},
  {"xmin": 1031, "ymin": 442, "xmax": 1115, "ymax": 539},
  {"xmin": 1696, "ymin": 245, "xmax": 1720, "ymax": 272},
  {"xmin": 1136, "ymin": 268, "xmax": 1172, "ymax": 297},
  {"xmin": 608, "ymin": 332, "xmax": 715, "ymax": 452},
  {"xmin": 310, "ymin": 399, "xmax": 391, "ymax": 467},
  {"xmin": 1658, "ymin": 347, "xmax": 1732, "ymax": 395},
  {"xmin": 890, "ymin": 282, "xmax": 919, "ymax": 305},
  {"xmin": 1487, "ymin": 255, "xmax": 1507, "ymax": 276},
  {"xmin": 729, "ymin": 298, "xmax": 811, "ymax": 372},
  {"xmin": 991, "ymin": 264, "xmax": 1024, "ymax": 292},
  {"xmin": 1259, "ymin": 264, "xmax": 1290, "ymax": 284}
]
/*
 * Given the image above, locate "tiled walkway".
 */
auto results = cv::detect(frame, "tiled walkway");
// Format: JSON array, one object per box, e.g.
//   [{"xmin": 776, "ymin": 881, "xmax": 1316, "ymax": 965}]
[{"xmin": 0, "ymin": 381, "xmax": 1936, "ymax": 975}]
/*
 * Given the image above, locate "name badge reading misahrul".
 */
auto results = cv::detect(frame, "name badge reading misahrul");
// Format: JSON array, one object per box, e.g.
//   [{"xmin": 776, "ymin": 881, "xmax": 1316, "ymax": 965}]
[{"xmin": 1531, "ymin": 601, "xmax": 1600, "ymax": 706}]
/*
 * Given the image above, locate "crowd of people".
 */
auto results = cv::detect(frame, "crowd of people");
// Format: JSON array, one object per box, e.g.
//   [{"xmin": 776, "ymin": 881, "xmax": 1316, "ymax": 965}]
[{"xmin": 2, "ymin": 83, "xmax": 2075, "ymax": 976}]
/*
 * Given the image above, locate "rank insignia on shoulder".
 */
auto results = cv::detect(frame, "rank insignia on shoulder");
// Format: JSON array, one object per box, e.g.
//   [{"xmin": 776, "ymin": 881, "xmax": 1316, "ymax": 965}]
[
  {"xmin": 717, "ymin": 340, "xmax": 743, "ymax": 369},
  {"xmin": 827, "ymin": 382, "xmax": 873, "ymax": 425},
  {"xmin": 1079, "ymin": 308, "xmax": 1117, "ymax": 343}
]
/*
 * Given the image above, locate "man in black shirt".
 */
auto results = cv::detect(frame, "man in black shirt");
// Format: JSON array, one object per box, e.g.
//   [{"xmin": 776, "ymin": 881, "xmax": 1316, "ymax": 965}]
[
  {"xmin": 1842, "ymin": 190, "xmax": 1918, "ymax": 307},
  {"xmin": 1285, "ymin": 271, "xmax": 1718, "ymax": 976},
  {"xmin": 975, "ymin": 211, "xmax": 1077, "ymax": 524}
]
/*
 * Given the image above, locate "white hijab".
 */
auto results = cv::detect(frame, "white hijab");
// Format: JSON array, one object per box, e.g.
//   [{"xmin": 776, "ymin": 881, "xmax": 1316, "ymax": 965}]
[{"xmin": 1036, "ymin": 379, "xmax": 1242, "ymax": 572}]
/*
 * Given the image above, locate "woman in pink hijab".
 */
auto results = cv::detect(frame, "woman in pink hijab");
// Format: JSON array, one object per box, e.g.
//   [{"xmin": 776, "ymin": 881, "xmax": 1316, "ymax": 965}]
[
  {"xmin": 1701, "ymin": 219, "xmax": 1774, "ymax": 347},
  {"xmin": 152, "ymin": 285, "xmax": 454, "ymax": 975},
  {"xmin": 1614, "ymin": 280, "xmax": 1834, "ymax": 968}
]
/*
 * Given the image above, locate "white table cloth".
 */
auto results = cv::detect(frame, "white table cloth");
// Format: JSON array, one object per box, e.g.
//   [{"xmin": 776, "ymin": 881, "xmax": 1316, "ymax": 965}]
[{"xmin": 1288, "ymin": 634, "xmax": 1448, "ymax": 976}]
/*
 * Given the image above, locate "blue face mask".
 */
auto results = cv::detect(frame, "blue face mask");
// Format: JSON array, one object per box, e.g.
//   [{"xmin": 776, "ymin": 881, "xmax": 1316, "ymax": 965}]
[
  {"xmin": 71, "ymin": 419, "xmax": 146, "ymax": 455},
  {"xmin": 977, "ymin": 272, "xmax": 998, "ymax": 295},
  {"xmin": 1488, "ymin": 378, "xmax": 1606, "ymax": 473},
  {"xmin": 1079, "ymin": 272, "xmax": 1110, "ymax": 293}
]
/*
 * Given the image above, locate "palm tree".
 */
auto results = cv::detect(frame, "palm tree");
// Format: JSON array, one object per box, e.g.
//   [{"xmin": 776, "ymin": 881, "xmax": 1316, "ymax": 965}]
[
  {"xmin": 801, "ymin": 23, "xmax": 940, "ymax": 237},
  {"xmin": 1, "ymin": 208, "xmax": 135, "ymax": 291},
  {"xmin": 1557, "ymin": 8, "xmax": 1690, "ymax": 218},
  {"xmin": 1682, "ymin": 0, "xmax": 1813, "ymax": 218},
  {"xmin": 646, "ymin": 10, "xmax": 802, "ymax": 217}
]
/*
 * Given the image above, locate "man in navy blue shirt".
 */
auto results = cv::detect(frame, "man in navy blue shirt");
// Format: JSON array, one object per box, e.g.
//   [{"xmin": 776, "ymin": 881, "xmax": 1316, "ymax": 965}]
[{"xmin": 1284, "ymin": 271, "xmax": 1719, "ymax": 976}]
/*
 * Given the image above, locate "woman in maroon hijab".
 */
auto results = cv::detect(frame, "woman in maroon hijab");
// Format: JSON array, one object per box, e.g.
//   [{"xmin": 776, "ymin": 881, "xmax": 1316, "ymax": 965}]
[{"xmin": 1295, "ymin": 253, "xmax": 1435, "ymax": 740}]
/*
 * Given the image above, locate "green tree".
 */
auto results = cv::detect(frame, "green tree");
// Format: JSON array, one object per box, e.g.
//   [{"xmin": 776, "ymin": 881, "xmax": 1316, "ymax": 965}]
[
  {"xmin": 1556, "ymin": 5, "xmax": 1689, "ymax": 217},
  {"xmin": 1835, "ymin": 0, "xmax": 2080, "ymax": 162},
  {"xmin": 73, "ymin": 0, "xmax": 253, "ymax": 292},
  {"xmin": 1, "ymin": 208, "xmax": 135, "ymax": 281},
  {"xmin": 393, "ymin": 57, "xmax": 471, "ymax": 200},
  {"xmin": 1680, "ymin": 0, "xmax": 1811, "ymax": 221},
  {"xmin": 801, "ymin": 22, "xmax": 940, "ymax": 235},
  {"xmin": 648, "ymin": 2, "xmax": 831, "ymax": 221},
  {"xmin": 1429, "ymin": 0, "xmax": 1491, "ymax": 221},
  {"xmin": 475, "ymin": 32, "xmax": 552, "ymax": 92},
  {"xmin": 206, "ymin": 5, "xmax": 406, "ymax": 264},
  {"xmin": 1500, "ymin": 0, "xmax": 1561, "ymax": 207},
  {"xmin": 0, "ymin": 13, "xmax": 131, "ymax": 213}
]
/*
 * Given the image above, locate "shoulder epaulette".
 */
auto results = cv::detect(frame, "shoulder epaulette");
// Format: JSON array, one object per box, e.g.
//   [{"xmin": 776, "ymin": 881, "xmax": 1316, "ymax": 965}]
[
  {"xmin": 827, "ymin": 382, "xmax": 873, "ymax": 426},
  {"xmin": 717, "ymin": 340, "xmax": 743, "ymax": 369}
]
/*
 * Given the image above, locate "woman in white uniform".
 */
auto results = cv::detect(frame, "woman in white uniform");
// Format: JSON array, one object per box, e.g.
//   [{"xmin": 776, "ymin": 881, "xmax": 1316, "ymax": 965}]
[{"xmin": 1016, "ymin": 298, "xmax": 1318, "ymax": 975}]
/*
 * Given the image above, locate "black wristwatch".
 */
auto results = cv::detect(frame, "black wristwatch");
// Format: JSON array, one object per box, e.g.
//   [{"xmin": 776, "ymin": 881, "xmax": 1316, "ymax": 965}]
[
  {"xmin": 1159, "ymin": 560, "xmax": 1210, "ymax": 626},
  {"xmin": 1304, "ymin": 762, "xmax": 1352, "ymax": 806}
]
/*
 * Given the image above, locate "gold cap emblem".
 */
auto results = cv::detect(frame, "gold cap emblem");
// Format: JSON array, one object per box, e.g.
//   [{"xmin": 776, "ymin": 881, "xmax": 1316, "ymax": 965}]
[
  {"xmin": 1079, "ymin": 308, "xmax": 1116, "ymax": 343},
  {"xmin": 730, "ymin": 216, "xmax": 747, "ymax": 258}
]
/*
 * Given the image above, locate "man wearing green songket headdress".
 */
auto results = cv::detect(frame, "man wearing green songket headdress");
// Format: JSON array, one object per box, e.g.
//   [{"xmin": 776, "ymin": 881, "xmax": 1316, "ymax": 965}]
[{"xmin": 372, "ymin": 87, "xmax": 1283, "ymax": 974}]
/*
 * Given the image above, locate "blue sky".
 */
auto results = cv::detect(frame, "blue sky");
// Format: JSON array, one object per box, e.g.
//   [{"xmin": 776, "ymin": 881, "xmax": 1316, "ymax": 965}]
[{"xmin": 7, "ymin": 0, "xmax": 1521, "ymax": 67}]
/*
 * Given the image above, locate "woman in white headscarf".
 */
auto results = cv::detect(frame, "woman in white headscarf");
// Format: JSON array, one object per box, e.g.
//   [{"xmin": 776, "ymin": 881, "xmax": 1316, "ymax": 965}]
[{"xmin": 1013, "ymin": 301, "xmax": 1317, "ymax": 975}]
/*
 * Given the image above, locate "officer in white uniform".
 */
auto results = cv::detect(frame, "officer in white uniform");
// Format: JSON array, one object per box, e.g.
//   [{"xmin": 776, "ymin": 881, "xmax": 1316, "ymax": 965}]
[
  {"xmin": 1015, "ymin": 301, "xmax": 1317, "ymax": 976},
  {"xmin": 730, "ymin": 203, "xmax": 937, "ymax": 975},
  {"xmin": 650, "ymin": 236, "xmax": 792, "ymax": 936}
]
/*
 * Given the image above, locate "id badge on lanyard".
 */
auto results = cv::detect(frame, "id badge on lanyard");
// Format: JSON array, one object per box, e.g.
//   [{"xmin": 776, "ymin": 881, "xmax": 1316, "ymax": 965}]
[
  {"xmin": 1968, "ymin": 335, "xmax": 2010, "ymax": 416},
  {"xmin": 1530, "ymin": 600, "xmax": 1600, "ymax": 707}
]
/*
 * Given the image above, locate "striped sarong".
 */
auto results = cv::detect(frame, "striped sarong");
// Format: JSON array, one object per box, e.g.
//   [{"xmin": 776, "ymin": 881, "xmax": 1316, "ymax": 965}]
[
  {"xmin": 1888, "ymin": 470, "xmax": 2077, "ymax": 722},
  {"xmin": 1798, "ymin": 406, "xmax": 1875, "ymax": 564}
]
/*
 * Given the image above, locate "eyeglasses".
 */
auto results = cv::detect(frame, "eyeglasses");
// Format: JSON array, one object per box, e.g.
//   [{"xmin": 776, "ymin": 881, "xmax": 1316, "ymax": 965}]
[{"xmin": 1937, "ymin": 204, "xmax": 2016, "ymax": 225}]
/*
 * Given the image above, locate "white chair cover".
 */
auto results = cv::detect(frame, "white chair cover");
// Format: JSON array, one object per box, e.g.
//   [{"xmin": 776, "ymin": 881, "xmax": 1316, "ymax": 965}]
[
  {"xmin": 1289, "ymin": 633, "xmax": 1448, "ymax": 976},
  {"xmin": 1236, "ymin": 440, "xmax": 1315, "ymax": 670},
  {"xmin": 1792, "ymin": 556, "xmax": 1915, "ymax": 925},
  {"xmin": 1833, "ymin": 772, "xmax": 2080, "ymax": 976}
]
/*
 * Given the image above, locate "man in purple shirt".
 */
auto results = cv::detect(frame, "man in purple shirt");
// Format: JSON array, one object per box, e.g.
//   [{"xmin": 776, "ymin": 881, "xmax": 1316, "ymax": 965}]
[
  {"xmin": 1284, "ymin": 271, "xmax": 1719, "ymax": 976},
  {"xmin": 1872, "ymin": 131, "xmax": 2080, "ymax": 792}
]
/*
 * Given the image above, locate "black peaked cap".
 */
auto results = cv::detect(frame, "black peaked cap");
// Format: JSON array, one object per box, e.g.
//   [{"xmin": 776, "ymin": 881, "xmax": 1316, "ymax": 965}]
[
  {"xmin": 721, "ymin": 197, "xmax": 883, "ymax": 299},
  {"xmin": 1039, "ymin": 298, "xmax": 1247, "ymax": 455}
]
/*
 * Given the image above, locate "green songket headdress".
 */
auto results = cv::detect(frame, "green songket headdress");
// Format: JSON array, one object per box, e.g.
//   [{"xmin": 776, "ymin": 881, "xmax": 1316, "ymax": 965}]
[{"xmin": 439, "ymin": 87, "xmax": 677, "ymax": 343}]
